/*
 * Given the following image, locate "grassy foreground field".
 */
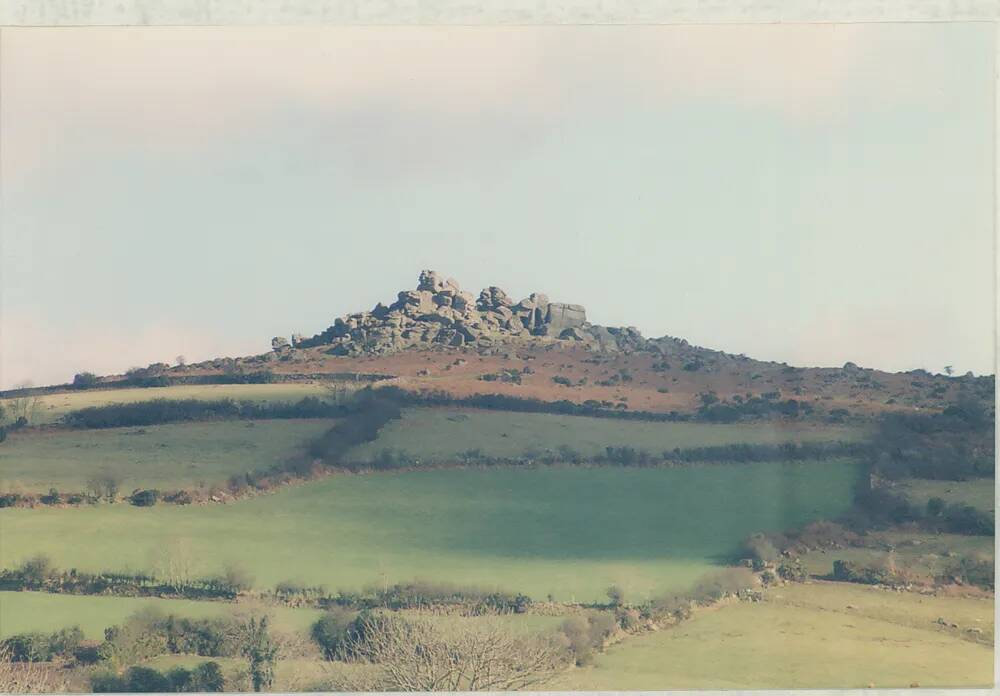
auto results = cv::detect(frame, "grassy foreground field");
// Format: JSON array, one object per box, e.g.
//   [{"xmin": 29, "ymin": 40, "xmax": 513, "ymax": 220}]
[
  {"xmin": 349, "ymin": 407, "xmax": 864, "ymax": 463},
  {"xmin": 0, "ymin": 420, "xmax": 332, "ymax": 492},
  {"xmin": 556, "ymin": 581, "xmax": 994, "ymax": 689},
  {"xmin": 3, "ymin": 383, "xmax": 329, "ymax": 426},
  {"xmin": 0, "ymin": 462, "xmax": 861, "ymax": 602}
]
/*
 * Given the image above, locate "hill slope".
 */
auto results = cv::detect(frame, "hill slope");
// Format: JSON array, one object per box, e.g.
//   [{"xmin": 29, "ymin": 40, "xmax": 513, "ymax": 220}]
[{"xmin": 20, "ymin": 270, "xmax": 992, "ymax": 421}]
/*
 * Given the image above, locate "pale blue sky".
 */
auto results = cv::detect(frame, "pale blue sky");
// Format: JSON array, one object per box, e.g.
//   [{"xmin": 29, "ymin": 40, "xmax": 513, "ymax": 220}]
[{"xmin": 1, "ymin": 24, "xmax": 994, "ymax": 388}]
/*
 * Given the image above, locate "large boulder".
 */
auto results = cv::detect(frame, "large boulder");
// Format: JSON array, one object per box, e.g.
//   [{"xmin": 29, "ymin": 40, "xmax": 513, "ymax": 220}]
[
  {"xmin": 544, "ymin": 303, "xmax": 586, "ymax": 334},
  {"xmin": 478, "ymin": 286, "xmax": 513, "ymax": 311},
  {"xmin": 418, "ymin": 269, "xmax": 448, "ymax": 293},
  {"xmin": 452, "ymin": 290, "xmax": 476, "ymax": 313}
]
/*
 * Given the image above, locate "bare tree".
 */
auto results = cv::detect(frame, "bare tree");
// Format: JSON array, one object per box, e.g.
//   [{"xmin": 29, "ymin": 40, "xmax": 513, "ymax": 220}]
[
  {"xmin": 6, "ymin": 382, "xmax": 40, "ymax": 425},
  {"xmin": 86, "ymin": 473, "xmax": 121, "ymax": 502},
  {"xmin": 149, "ymin": 539, "xmax": 197, "ymax": 590},
  {"xmin": 0, "ymin": 645, "xmax": 66, "ymax": 693},
  {"xmin": 322, "ymin": 381, "xmax": 362, "ymax": 406},
  {"xmin": 944, "ymin": 365, "xmax": 954, "ymax": 376},
  {"xmin": 332, "ymin": 613, "xmax": 568, "ymax": 691},
  {"xmin": 176, "ymin": 355, "xmax": 187, "ymax": 367}
]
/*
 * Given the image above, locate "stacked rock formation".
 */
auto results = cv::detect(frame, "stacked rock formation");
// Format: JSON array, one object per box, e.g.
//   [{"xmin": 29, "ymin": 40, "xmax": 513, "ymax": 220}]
[{"xmin": 290, "ymin": 270, "xmax": 648, "ymax": 356}]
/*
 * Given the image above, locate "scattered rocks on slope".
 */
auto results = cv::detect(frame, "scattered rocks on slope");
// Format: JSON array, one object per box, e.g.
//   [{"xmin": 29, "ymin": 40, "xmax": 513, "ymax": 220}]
[{"xmin": 294, "ymin": 270, "xmax": 651, "ymax": 357}]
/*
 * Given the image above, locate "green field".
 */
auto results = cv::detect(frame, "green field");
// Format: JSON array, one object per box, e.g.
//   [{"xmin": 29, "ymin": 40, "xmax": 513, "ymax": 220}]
[
  {"xmin": 0, "ymin": 591, "xmax": 564, "ymax": 642},
  {"xmin": 898, "ymin": 478, "xmax": 995, "ymax": 513},
  {"xmin": 556, "ymin": 581, "xmax": 994, "ymax": 689},
  {"xmin": 0, "ymin": 462, "xmax": 862, "ymax": 602},
  {"xmin": 0, "ymin": 419, "xmax": 332, "ymax": 492},
  {"xmin": 795, "ymin": 531, "xmax": 994, "ymax": 579},
  {"xmin": 3, "ymin": 383, "xmax": 329, "ymax": 426},
  {"xmin": 0, "ymin": 592, "xmax": 323, "ymax": 639},
  {"xmin": 350, "ymin": 407, "xmax": 864, "ymax": 463}
]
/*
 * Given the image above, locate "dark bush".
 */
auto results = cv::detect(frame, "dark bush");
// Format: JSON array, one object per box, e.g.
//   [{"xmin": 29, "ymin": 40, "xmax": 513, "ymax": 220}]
[
  {"xmin": 1, "ymin": 625, "xmax": 83, "ymax": 662},
  {"xmin": 162, "ymin": 490, "xmax": 192, "ymax": 505},
  {"xmin": 123, "ymin": 666, "xmax": 172, "ymax": 692},
  {"xmin": 190, "ymin": 662, "xmax": 225, "ymax": 692},
  {"xmin": 72, "ymin": 372, "xmax": 99, "ymax": 389},
  {"xmin": 868, "ymin": 396, "xmax": 994, "ymax": 481},
  {"xmin": 939, "ymin": 555, "xmax": 994, "ymax": 589},
  {"xmin": 2, "ymin": 633, "xmax": 51, "ymax": 662},
  {"xmin": 926, "ymin": 496, "xmax": 946, "ymax": 517},
  {"xmin": 129, "ymin": 489, "xmax": 160, "ymax": 507},
  {"xmin": 941, "ymin": 504, "xmax": 994, "ymax": 536},
  {"xmin": 90, "ymin": 670, "xmax": 128, "ymax": 692},
  {"xmin": 311, "ymin": 608, "xmax": 357, "ymax": 660}
]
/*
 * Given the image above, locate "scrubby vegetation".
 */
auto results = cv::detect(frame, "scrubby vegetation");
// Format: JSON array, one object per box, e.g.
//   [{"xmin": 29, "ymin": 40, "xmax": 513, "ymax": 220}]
[
  {"xmin": 868, "ymin": 397, "xmax": 994, "ymax": 481},
  {"xmin": 63, "ymin": 397, "xmax": 347, "ymax": 429}
]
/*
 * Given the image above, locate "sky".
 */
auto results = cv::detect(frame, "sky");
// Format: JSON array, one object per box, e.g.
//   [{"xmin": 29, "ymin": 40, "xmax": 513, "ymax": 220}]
[{"xmin": 0, "ymin": 24, "xmax": 995, "ymax": 389}]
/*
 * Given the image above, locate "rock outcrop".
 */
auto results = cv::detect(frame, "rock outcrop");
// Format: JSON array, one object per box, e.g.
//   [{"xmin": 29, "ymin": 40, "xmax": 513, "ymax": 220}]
[{"xmin": 294, "ymin": 270, "xmax": 651, "ymax": 357}]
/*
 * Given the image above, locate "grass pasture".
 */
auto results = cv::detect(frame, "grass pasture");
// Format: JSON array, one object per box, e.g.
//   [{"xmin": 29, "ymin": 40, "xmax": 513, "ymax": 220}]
[
  {"xmin": 795, "ymin": 531, "xmax": 994, "ymax": 580},
  {"xmin": 0, "ymin": 462, "xmax": 861, "ymax": 602},
  {"xmin": 0, "ymin": 591, "xmax": 323, "ymax": 640},
  {"xmin": 898, "ymin": 478, "xmax": 995, "ymax": 513},
  {"xmin": 0, "ymin": 419, "xmax": 332, "ymax": 492},
  {"xmin": 556, "ymin": 581, "xmax": 994, "ymax": 689},
  {"xmin": 349, "ymin": 407, "xmax": 864, "ymax": 463},
  {"xmin": 4, "ymin": 383, "xmax": 330, "ymax": 427}
]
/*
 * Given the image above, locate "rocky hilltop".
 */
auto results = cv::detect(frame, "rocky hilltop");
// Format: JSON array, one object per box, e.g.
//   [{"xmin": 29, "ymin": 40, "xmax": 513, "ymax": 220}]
[{"xmin": 282, "ymin": 271, "xmax": 649, "ymax": 357}]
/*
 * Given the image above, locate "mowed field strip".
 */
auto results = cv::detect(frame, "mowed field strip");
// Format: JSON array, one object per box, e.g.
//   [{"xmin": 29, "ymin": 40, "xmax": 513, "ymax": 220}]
[
  {"xmin": 0, "ymin": 462, "xmax": 861, "ymax": 602},
  {"xmin": 0, "ymin": 419, "xmax": 332, "ymax": 492},
  {"xmin": 349, "ymin": 407, "xmax": 865, "ymax": 462},
  {"xmin": 555, "ymin": 581, "xmax": 994, "ymax": 689},
  {"xmin": 2, "ymin": 383, "xmax": 330, "ymax": 426}
]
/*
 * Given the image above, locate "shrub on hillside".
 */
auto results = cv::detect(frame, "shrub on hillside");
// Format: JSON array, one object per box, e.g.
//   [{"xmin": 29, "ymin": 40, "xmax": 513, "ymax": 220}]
[
  {"xmin": 311, "ymin": 608, "xmax": 358, "ymax": 660},
  {"xmin": 71, "ymin": 372, "xmax": 99, "ymax": 389},
  {"xmin": 689, "ymin": 567, "xmax": 756, "ymax": 603},
  {"xmin": 939, "ymin": 554, "xmax": 994, "ymax": 590},
  {"xmin": 558, "ymin": 612, "xmax": 617, "ymax": 666},
  {"xmin": 128, "ymin": 489, "xmax": 160, "ymax": 507},
  {"xmin": 941, "ymin": 504, "xmax": 994, "ymax": 536},
  {"xmin": 2, "ymin": 633, "xmax": 53, "ymax": 662},
  {"xmin": 869, "ymin": 396, "xmax": 994, "ymax": 481},
  {"xmin": 737, "ymin": 533, "xmax": 779, "ymax": 563}
]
